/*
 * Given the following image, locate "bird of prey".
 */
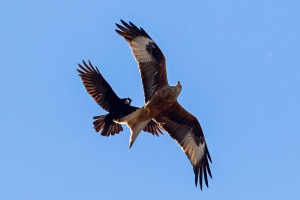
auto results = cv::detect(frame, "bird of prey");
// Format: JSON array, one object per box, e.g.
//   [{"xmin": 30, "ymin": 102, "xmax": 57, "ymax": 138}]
[
  {"xmin": 77, "ymin": 60, "xmax": 162, "ymax": 137},
  {"xmin": 114, "ymin": 20, "xmax": 212, "ymax": 189}
]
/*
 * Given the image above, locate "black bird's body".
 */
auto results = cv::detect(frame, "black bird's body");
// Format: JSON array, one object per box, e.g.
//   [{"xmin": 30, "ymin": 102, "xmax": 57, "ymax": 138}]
[{"xmin": 77, "ymin": 60, "xmax": 162, "ymax": 136}]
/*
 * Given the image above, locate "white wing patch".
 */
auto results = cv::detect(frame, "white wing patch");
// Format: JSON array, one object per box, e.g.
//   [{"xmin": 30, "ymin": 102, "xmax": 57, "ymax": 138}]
[
  {"xmin": 130, "ymin": 36, "xmax": 154, "ymax": 63},
  {"xmin": 182, "ymin": 131, "xmax": 206, "ymax": 166}
]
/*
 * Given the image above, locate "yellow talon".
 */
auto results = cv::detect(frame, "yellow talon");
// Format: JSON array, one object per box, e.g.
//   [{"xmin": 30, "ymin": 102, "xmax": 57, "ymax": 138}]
[{"xmin": 145, "ymin": 107, "xmax": 150, "ymax": 113}]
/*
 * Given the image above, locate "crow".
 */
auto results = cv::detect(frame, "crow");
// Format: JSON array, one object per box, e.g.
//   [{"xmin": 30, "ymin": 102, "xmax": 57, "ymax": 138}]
[{"xmin": 77, "ymin": 60, "xmax": 162, "ymax": 137}]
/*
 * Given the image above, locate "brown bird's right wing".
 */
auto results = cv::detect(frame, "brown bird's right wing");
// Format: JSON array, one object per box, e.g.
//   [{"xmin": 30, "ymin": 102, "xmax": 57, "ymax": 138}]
[
  {"xmin": 143, "ymin": 119, "xmax": 163, "ymax": 136},
  {"xmin": 77, "ymin": 60, "xmax": 120, "ymax": 112},
  {"xmin": 154, "ymin": 101, "xmax": 212, "ymax": 190},
  {"xmin": 115, "ymin": 20, "xmax": 168, "ymax": 102}
]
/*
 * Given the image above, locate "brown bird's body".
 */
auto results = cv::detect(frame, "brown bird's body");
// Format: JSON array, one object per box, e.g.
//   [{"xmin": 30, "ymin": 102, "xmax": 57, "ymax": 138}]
[
  {"xmin": 115, "ymin": 82, "xmax": 182, "ymax": 147},
  {"xmin": 115, "ymin": 20, "xmax": 212, "ymax": 190}
]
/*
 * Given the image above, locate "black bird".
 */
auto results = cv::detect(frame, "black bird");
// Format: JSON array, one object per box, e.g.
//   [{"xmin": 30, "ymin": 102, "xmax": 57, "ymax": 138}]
[{"xmin": 77, "ymin": 60, "xmax": 162, "ymax": 137}]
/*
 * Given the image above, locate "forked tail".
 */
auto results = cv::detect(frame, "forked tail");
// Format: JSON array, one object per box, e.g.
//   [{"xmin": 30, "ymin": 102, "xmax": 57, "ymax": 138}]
[{"xmin": 114, "ymin": 107, "xmax": 151, "ymax": 148}]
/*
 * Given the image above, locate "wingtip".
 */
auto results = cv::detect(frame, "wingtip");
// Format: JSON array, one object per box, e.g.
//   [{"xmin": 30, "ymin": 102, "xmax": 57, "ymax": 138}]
[{"xmin": 120, "ymin": 19, "xmax": 127, "ymax": 25}]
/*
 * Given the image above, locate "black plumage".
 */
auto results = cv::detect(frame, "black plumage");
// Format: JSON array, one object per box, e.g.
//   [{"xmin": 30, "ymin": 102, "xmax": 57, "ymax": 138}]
[{"xmin": 77, "ymin": 60, "xmax": 162, "ymax": 136}]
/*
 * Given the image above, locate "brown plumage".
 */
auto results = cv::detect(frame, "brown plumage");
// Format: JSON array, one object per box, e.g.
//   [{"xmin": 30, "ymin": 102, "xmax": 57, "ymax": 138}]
[{"xmin": 114, "ymin": 20, "xmax": 212, "ymax": 190}]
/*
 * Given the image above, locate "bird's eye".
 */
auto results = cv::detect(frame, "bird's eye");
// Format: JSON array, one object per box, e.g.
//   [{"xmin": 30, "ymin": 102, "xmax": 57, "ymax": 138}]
[{"xmin": 125, "ymin": 99, "xmax": 130, "ymax": 104}]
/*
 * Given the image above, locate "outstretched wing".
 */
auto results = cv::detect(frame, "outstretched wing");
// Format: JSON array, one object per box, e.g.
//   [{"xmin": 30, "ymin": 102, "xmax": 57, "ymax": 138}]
[
  {"xmin": 77, "ymin": 60, "xmax": 120, "ymax": 112},
  {"xmin": 115, "ymin": 20, "xmax": 168, "ymax": 102},
  {"xmin": 154, "ymin": 101, "xmax": 212, "ymax": 190}
]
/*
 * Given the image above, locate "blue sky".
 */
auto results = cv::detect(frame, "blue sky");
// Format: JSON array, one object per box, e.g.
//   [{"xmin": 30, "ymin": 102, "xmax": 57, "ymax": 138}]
[{"xmin": 1, "ymin": 0, "xmax": 300, "ymax": 199}]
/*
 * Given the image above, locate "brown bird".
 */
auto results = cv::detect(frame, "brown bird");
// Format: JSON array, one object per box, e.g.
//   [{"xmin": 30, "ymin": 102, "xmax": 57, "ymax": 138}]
[
  {"xmin": 77, "ymin": 60, "xmax": 162, "ymax": 137},
  {"xmin": 114, "ymin": 20, "xmax": 212, "ymax": 189}
]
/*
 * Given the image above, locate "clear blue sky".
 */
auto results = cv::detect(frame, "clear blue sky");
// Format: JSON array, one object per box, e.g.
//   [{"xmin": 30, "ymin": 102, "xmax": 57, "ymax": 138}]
[{"xmin": 1, "ymin": 1, "xmax": 300, "ymax": 199}]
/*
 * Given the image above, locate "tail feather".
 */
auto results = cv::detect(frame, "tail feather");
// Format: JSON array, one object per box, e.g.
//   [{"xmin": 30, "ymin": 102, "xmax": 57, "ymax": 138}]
[
  {"xmin": 93, "ymin": 115, "xmax": 105, "ymax": 132},
  {"xmin": 93, "ymin": 115, "xmax": 123, "ymax": 136},
  {"xmin": 129, "ymin": 119, "xmax": 151, "ymax": 148},
  {"xmin": 114, "ymin": 107, "xmax": 151, "ymax": 148}
]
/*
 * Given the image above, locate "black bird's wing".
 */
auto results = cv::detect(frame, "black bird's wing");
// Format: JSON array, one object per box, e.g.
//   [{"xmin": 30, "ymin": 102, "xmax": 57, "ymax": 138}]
[{"xmin": 77, "ymin": 60, "xmax": 120, "ymax": 112}]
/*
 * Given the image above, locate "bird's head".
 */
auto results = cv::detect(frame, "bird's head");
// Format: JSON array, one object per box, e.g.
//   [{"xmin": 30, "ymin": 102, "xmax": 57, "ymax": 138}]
[
  {"xmin": 124, "ymin": 97, "xmax": 132, "ymax": 105},
  {"xmin": 176, "ymin": 81, "xmax": 182, "ymax": 91}
]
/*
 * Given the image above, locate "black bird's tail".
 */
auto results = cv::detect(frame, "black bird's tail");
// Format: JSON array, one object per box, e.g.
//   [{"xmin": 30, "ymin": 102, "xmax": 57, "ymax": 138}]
[{"xmin": 93, "ymin": 115, "xmax": 123, "ymax": 136}]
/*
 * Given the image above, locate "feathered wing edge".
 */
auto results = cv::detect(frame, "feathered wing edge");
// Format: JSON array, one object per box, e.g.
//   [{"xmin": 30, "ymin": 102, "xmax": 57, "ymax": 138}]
[
  {"xmin": 193, "ymin": 145, "xmax": 212, "ymax": 190},
  {"xmin": 154, "ymin": 102, "xmax": 212, "ymax": 189},
  {"xmin": 77, "ymin": 60, "xmax": 120, "ymax": 112}
]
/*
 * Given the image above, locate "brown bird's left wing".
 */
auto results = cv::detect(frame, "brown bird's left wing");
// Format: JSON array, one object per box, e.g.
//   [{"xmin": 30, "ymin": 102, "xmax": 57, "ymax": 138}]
[
  {"xmin": 115, "ymin": 20, "xmax": 168, "ymax": 102},
  {"xmin": 154, "ymin": 101, "xmax": 212, "ymax": 190}
]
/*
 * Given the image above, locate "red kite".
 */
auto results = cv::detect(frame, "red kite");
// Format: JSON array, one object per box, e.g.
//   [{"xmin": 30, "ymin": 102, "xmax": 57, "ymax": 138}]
[{"xmin": 115, "ymin": 20, "xmax": 212, "ymax": 189}]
